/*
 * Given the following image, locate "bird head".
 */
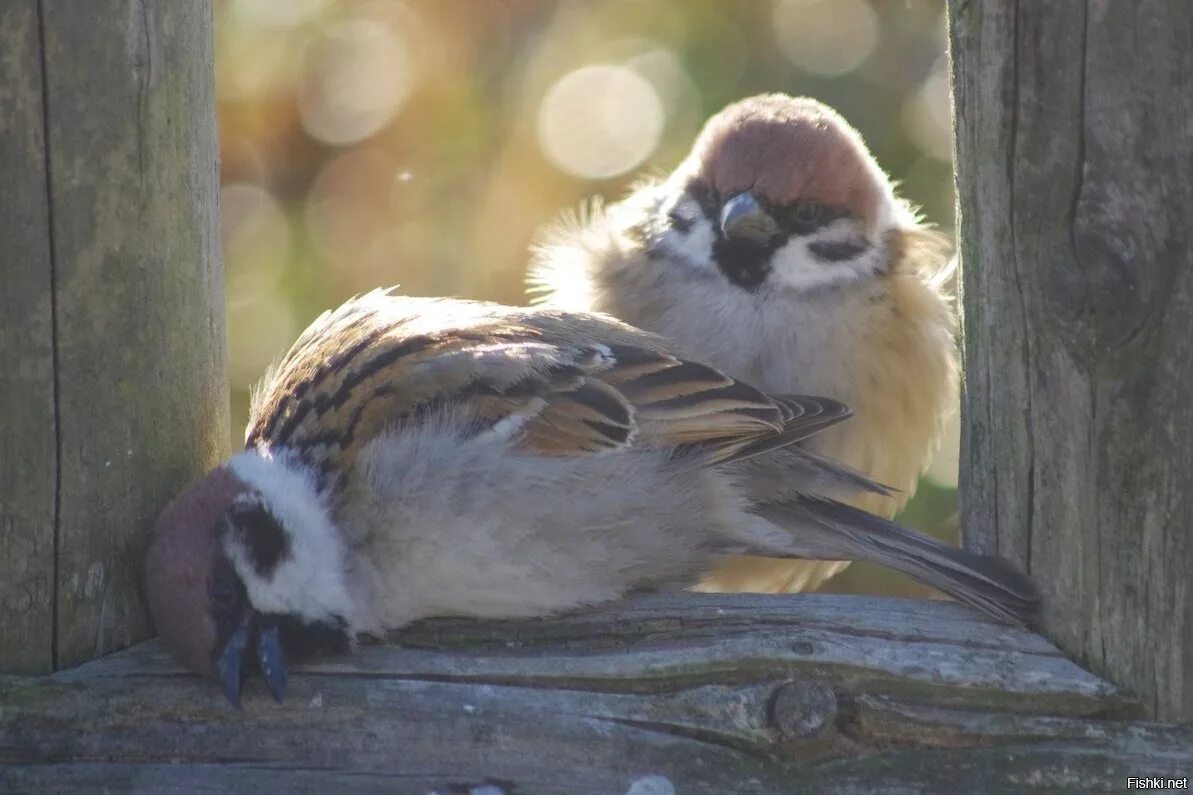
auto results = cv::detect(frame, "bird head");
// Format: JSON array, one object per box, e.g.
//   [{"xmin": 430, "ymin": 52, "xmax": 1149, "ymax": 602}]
[
  {"xmin": 642, "ymin": 94, "xmax": 912, "ymax": 293},
  {"xmin": 145, "ymin": 451, "xmax": 357, "ymax": 705}
]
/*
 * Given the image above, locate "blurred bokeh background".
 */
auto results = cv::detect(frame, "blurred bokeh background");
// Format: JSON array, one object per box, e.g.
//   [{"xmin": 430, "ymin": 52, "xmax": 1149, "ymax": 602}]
[{"xmin": 214, "ymin": 0, "xmax": 959, "ymax": 598}]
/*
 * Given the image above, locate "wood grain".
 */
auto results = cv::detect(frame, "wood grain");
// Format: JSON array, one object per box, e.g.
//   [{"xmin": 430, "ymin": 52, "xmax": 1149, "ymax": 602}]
[
  {"xmin": 1, "ymin": 595, "xmax": 1189, "ymax": 793},
  {"xmin": 949, "ymin": 0, "xmax": 1193, "ymax": 720},
  {"xmin": 0, "ymin": 1, "xmax": 227, "ymax": 672},
  {"xmin": 0, "ymin": 1, "xmax": 56, "ymax": 674}
]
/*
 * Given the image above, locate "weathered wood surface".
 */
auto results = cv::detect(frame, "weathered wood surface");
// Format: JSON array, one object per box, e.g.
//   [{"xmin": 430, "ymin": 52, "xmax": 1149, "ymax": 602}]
[
  {"xmin": 0, "ymin": 2, "xmax": 57, "ymax": 675},
  {"xmin": 0, "ymin": 1, "xmax": 227, "ymax": 673},
  {"xmin": 949, "ymin": 1, "xmax": 1193, "ymax": 720},
  {"xmin": 3, "ymin": 594, "xmax": 1190, "ymax": 793}
]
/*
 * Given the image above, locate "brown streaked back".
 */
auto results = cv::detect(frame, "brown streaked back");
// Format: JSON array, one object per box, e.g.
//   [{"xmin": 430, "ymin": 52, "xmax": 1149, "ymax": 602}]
[{"xmin": 244, "ymin": 292, "xmax": 861, "ymax": 488}]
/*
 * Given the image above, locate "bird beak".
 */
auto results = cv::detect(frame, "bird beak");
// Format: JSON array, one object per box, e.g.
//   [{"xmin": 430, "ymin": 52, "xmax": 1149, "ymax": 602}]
[
  {"xmin": 215, "ymin": 613, "xmax": 288, "ymax": 707},
  {"xmin": 216, "ymin": 619, "xmax": 250, "ymax": 707},
  {"xmin": 256, "ymin": 620, "xmax": 288, "ymax": 704},
  {"xmin": 720, "ymin": 192, "xmax": 779, "ymax": 243}
]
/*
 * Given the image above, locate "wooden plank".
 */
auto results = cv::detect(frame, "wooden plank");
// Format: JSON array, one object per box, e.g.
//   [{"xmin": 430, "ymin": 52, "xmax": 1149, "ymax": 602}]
[
  {"xmin": 36, "ymin": 1, "xmax": 227, "ymax": 668},
  {"xmin": 61, "ymin": 595, "xmax": 1129, "ymax": 715},
  {"xmin": 949, "ymin": 0, "xmax": 1193, "ymax": 720},
  {"xmin": 2, "ymin": 595, "xmax": 1191, "ymax": 793},
  {"xmin": 0, "ymin": 1, "xmax": 56, "ymax": 673}
]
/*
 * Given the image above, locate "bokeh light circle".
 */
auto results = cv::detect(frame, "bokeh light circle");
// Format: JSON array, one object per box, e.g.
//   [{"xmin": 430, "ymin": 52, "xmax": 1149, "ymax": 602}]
[
  {"xmin": 773, "ymin": 0, "xmax": 879, "ymax": 77},
  {"xmin": 299, "ymin": 17, "xmax": 415, "ymax": 145},
  {"xmin": 232, "ymin": 0, "xmax": 330, "ymax": 29},
  {"xmin": 536, "ymin": 65, "xmax": 665, "ymax": 180},
  {"xmin": 902, "ymin": 57, "xmax": 953, "ymax": 162},
  {"xmin": 220, "ymin": 183, "xmax": 298, "ymax": 387}
]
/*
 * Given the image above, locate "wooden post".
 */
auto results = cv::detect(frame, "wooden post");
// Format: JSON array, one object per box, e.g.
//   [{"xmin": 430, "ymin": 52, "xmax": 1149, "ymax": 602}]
[
  {"xmin": 949, "ymin": 1, "xmax": 1193, "ymax": 720},
  {"xmin": 0, "ymin": 1, "xmax": 226, "ymax": 673}
]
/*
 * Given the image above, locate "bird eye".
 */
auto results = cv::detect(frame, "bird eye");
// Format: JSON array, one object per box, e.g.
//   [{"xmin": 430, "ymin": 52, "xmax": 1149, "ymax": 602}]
[
  {"xmin": 793, "ymin": 202, "xmax": 824, "ymax": 224},
  {"xmin": 685, "ymin": 179, "xmax": 719, "ymax": 215}
]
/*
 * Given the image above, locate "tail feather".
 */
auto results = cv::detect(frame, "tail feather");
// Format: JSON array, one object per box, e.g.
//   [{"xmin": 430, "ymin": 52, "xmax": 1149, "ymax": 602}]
[{"xmin": 748, "ymin": 497, "xmax": 1040, "ymax": 625}]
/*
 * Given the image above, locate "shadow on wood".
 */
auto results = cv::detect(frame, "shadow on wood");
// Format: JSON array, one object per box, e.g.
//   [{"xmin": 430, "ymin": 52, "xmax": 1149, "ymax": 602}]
[{"xmin": 3, "ymin": 594, "xmax": 1190, "ymax": 793}]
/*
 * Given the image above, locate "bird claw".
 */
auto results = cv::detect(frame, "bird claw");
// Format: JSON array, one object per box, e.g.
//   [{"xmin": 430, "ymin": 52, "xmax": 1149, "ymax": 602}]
[{"xmin": 216, "ymin": 614, "xmax": 288, "ymax": 706}]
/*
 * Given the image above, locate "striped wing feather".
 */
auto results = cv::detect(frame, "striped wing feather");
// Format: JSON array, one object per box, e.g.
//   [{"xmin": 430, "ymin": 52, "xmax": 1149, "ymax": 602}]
[{"xmin": 246, "ymin": 292, "xmax": 853, "ymax": 482}]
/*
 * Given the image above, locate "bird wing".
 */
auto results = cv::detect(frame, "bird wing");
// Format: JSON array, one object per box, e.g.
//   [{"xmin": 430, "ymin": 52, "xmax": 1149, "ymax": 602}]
[{"xmin": 245, "ymin": 290, "xmax": 855, "ymax": 485}]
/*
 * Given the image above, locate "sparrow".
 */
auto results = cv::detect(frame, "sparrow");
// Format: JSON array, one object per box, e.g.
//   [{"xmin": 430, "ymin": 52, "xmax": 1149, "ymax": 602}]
[
  {"xmin": 529, "ymin": 93, "xmax": 958, "ymax": 593},
  {"xmin": 146, "ymin": 290, "xmax": 1034, "ymax": 705}
]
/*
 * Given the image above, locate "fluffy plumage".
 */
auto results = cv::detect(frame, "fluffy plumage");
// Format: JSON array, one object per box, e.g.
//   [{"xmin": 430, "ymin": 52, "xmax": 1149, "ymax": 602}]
[
  {"xmin": 146, "ymin": 291, "xmax": 1028, "ymax": 704},
  {"xmin": 530, "ymin": 93, "xmax": 958, "ymax": 592}
]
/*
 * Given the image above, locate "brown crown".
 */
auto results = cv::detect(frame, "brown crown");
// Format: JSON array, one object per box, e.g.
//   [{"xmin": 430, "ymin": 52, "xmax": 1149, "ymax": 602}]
[
  {"xmin": 145, "ymin": 466, "xmax": 244, "ymax": 678},
  {"xmin": 683, "ymin": 94, "xmax": 885, "ymax": 226}
]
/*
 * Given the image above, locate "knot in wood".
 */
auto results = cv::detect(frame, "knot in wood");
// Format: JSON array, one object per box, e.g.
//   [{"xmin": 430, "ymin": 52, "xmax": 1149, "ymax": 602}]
[{"xmin": 769, "ymin": 680, "xmax": 837, "ymax": 741}]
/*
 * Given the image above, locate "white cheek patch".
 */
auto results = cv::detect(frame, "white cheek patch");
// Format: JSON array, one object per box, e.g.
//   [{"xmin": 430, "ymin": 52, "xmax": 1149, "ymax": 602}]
[
  {"xmin": 649, "ymin": 196, "xmax": 893, "ymax": 293},
  {"xmin": 225, "ymin": 451, "xmax": 359, "ymax": 628},
  {"xmin": 667, "ymin": 196, "xmax": 703, "ymax": 228},
  {"xmin": 769, "ymin": 219, "xmax": 884, "ymax": 292},
  {"xmin": 653, "ymin": 211, "xmax": 717, "ymax": 271}
]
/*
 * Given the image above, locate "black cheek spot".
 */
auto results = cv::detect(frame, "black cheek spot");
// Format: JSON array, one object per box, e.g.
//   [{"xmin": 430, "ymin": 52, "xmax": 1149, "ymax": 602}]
[
  {"xmin": 228, "ymin": 502, "xmax": 292, "ymax": 577},
  {"xmin": 809, "ymin": 240, "xmax": 868, "ymax": 262}
]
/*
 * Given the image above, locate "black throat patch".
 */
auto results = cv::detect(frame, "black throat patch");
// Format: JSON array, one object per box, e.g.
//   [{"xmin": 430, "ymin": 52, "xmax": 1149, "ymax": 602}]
[
  {"xmin": 712, "ymin": 238, "xmax": 777, "ymax": 290},
  {"xmin": 271, "ymin": 613, "xmax": 352, "ymax": 660}
]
